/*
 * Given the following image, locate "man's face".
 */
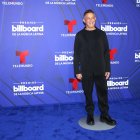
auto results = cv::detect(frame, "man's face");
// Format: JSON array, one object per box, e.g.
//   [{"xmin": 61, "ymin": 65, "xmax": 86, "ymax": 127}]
[{"xmin": 83, "ymin": 13, "xmax": 96, "ymax": 28}]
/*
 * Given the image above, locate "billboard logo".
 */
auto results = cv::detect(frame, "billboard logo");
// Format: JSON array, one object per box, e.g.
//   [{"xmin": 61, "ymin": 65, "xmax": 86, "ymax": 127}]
[
  {"xmin": 101, "ymin": 22, "xmax": 128, "ymax": 36},
  {"xmin": 16, "ymin": 50, "xmax": 29, "ymax": 64},
  {"xmin": 136, "ymin": 0, "xmax": 140, "ymax": 7},
  {"xmin": 54, "ymin": 52, "xmax": 74, "ymax": 65},
  {"xmin": 101, "ymin": 25, "xmax": 127, "ymax": 32},
  {"xmin": 12, "ymin": 25, "xmax": 44, "ymax": 32},
  {"xmin": 109, "ymin": 48, "xmax": 117, "ymax": 60},
  {"xmin": 107, "ymin": 77, "xmax": 129, "ymax": 90},
  {"xmin": 45, "ymin": 0, "xmax": 76, "ymax": 5},
  {"xmin": 135, "ymin": 52, "xmax": 140, "ymax": 62},
  {"xmin": 69, "ymin": 78, "xmax": 80, "ymax": 90},
  {"xmin": 55, "ymin": 55, "xmax": 73, "ymax": 62},
  {"xmin": 13, "ymin": 84, "xmax": 44, "ymax": 92},
  {"xmin": 12, "ymin": 21, "xmax": 44, "ymax": 36},
  {"xmin": 135, "ymin": 52, "xmax": 140, "ymax": 59},
  {"xmin": 64, "ymin": 20, "xmax": 76, "ymax": 33},
  {"xmin": 13, "ymin": 81, "xmax": 45, "ymax": 96},
  {"xmin": 107, "ymin": 80, "xmax": 129, "ymax": 87}
]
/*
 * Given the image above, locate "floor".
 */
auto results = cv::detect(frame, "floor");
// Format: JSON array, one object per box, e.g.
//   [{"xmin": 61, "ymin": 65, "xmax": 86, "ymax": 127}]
[{"xmin": 0, "ymin": 99, "xmax": 140, "ymax": 140}]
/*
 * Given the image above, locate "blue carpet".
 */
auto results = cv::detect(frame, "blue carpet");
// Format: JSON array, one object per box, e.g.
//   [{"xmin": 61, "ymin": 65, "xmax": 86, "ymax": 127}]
[{"xmin": 0, "ymin": 99, "xmax": 140, "ymax": 140}]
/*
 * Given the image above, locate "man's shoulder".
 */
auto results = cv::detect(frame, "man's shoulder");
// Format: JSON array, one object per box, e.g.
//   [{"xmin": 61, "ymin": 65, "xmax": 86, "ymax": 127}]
[
  {"xmin": 96, "ymin": 27, "xmax": 106, "ymax": 35},
  {"xmin": 76, "ymin": 28, "xmax": 85, "ymax": 36}
]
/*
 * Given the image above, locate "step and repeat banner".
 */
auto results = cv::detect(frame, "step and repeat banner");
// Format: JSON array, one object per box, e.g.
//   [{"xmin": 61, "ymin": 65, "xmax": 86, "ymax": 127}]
[{"xmin": 0, "ymin": 0, "xmax": 140, "ymax": 107}]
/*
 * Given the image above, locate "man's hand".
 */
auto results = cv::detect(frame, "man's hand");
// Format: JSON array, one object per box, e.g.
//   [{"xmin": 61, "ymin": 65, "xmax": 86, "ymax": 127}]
[
  {"xmin": 76, "ymin": 73, "xmax": 82, "ymax": 80},
  {"xmin": 105, "ymin": 72, "xmax": 110, "ymax": 80}
]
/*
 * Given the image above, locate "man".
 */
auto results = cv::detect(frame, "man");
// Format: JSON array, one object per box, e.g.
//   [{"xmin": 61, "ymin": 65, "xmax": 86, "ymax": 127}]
[{"xmin": 73, "ymin": 9, "xmax": 116, "ymax": 126}]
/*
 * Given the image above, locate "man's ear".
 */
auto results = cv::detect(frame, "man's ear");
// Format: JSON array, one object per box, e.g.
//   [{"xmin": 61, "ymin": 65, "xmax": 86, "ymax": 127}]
[{"xmin": 83, "ymin": 19, "xmax": 85, "ymax": 23}]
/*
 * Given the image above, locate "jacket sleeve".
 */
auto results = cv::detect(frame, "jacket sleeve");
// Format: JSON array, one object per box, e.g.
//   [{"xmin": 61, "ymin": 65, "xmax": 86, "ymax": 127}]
[
  {"xmin": 103, "ymin": 32, "xmax": 111, "ymax": 72},
  {"xmin": 73, "ymin": 33, "xmax": 81, "ymax": 75}
]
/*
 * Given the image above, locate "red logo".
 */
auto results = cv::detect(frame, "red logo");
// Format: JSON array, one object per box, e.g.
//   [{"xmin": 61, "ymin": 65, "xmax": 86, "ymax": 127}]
[
  {"xmin": 102, "ymin": 0, "xmax": 108, "ymax": 4},
  {"xmin": 69, "ymin": 78, "xmax": 80, "ymax": 90},
  {"xmin": 16, "ymin": 50, "xmax": 29, "ymax": 64},
  {"xmin": 109, "ymin": 48, "xmax": 117, "ymax": 60},
  {"xmin": 64, "ymin": 20, "xmax": 77, "ymax": 33}
]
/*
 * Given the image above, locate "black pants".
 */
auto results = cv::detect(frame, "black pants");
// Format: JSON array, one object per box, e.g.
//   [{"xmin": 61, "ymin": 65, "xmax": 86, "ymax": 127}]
[{"xmin": 82, "ymin": 74, "xmax": 109, "ymax": 116}]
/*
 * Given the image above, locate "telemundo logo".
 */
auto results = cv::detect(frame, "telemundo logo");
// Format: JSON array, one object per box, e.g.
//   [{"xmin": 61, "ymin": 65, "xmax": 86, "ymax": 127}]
[{"xmin": 2, "ymin": 1, "xmax": 23, "ymax": 5}]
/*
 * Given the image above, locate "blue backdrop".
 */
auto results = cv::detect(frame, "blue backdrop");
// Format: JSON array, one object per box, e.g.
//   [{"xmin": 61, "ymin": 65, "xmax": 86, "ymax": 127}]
[{"xmin": 0, "ymin": 0, "xmax": 140, "ymax": 107}]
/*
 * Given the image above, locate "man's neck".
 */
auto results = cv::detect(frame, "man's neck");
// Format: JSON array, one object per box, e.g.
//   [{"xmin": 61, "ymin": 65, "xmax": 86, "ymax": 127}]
[{"xmin": 85, "ymin": 26, "xmax": 96, "ymax": 31}]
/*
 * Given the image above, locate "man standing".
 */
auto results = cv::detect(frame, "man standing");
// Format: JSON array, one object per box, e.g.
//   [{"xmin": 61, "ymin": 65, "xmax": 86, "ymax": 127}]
[{"xmin": 74, "ymin": 9, "xmax": 116, "ymax": 126}]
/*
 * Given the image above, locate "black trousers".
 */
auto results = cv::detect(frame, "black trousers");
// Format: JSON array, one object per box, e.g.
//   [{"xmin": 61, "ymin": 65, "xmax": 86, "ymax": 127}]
[{"xmin": 82, "ymin": 73, "xmax": 109, "ymax": 116}]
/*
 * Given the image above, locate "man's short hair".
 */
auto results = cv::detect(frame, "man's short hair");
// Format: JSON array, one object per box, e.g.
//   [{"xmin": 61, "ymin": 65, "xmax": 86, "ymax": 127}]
[{"xmin": 84, "ymin": 9, "xmax": 95, "ymax": 17}]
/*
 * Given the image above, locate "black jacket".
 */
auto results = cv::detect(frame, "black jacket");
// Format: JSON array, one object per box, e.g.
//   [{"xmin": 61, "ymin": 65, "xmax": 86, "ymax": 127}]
[{"xmin": 73, "ymin": 28, "xmax": 110, "ymax": 76}]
